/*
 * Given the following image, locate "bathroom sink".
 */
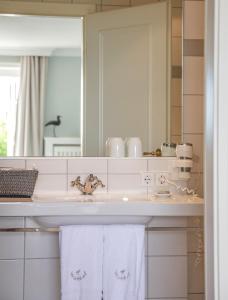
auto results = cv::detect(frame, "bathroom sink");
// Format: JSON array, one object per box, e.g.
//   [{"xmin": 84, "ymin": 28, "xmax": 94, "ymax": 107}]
[
  {"xmin": 32, "ymin": 192, "xmax": 146, "ymax": 203},
  {"xmin": 33, "ymin": 215, "xmax": 152, "ymax": 226},
  {"xmin": 32, "ymin": 192, "xmax": 152, "ymax": 225},
  {"xmin": 0, "ymin": 192, "xmax": 204, "ymax": 219}
]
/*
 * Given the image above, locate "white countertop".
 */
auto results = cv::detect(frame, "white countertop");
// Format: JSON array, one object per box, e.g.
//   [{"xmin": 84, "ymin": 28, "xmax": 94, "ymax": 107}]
[{"xmin": 0, "ymin": 193, "xmax": 204, "ymax": 217}]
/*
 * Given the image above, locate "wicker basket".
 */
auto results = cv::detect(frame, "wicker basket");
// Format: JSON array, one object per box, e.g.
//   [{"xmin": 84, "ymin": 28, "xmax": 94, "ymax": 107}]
[{"xmin": 0, "ymin": 168, "xmax": 38, "ymax": 198}]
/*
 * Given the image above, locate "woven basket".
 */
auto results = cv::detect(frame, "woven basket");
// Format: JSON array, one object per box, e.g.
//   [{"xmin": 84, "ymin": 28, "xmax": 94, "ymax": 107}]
[{"xmin": 0, "ymin": 168, "xmax": 38, "ymax": 198}]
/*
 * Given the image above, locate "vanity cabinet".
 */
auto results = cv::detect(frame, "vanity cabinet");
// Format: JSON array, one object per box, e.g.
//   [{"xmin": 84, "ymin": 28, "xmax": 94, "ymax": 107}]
[{"xmin": 0, "ymin": 216, "xmax": 204, "ymax": 300}]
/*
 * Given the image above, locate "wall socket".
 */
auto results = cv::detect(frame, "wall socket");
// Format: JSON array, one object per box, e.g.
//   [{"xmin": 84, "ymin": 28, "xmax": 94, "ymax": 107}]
[
  {"xmin": 155, "ymin": 172, "xmax": 169, "ymax": 186},
  {"xmin": 141, "ymin": 172, "xmax": 169, "ymax": 187},
  {"xmin": 141, "ymin": 172, "xmax": 154, "ymax": 186}
]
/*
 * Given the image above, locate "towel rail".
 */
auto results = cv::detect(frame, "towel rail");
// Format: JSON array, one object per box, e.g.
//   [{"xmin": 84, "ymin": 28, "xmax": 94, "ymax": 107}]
[{"xmin": 0, "ymin": 227, "xmax": 203, "ymax": 233}]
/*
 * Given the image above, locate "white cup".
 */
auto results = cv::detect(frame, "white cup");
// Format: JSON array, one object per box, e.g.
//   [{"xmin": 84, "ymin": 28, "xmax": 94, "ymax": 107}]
[
  {"xmin": 105, "ymin": 138, "xmax": 111, "ymax": 156},
  {"xmin": 108, "ymin": 137, "xmax": 125, "ymax": 157},
  {"xmin": 126, "ymin": 137, "xmax": 142, "ymax": 157}
]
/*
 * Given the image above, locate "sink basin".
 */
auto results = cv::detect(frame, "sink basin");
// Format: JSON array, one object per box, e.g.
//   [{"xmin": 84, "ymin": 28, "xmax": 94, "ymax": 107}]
[
  {"xmin": 32, "ymin": 192, "xmax": 153, "ymax": 226},
  {"xmin": 34, "ymin": 215, "xmax": 152, "ymax": 226},
  {"xmin": 32, "ymin": 192, "xmax": 147, "ymax": 203}
]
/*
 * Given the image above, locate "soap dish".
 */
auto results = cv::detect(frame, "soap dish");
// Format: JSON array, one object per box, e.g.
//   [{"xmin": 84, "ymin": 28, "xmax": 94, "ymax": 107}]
[{"xmin": 155, "ymin": 191, "xmax": 171, "ymax": 198}]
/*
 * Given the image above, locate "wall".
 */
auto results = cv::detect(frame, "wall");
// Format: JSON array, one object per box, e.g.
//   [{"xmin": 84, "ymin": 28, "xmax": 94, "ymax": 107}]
[
  {"xmin": 183, "ymin": 0, "xmax": 204, "ymax": 197},
  {"xmin": 44, "ymin": 56, "xmax": 81, "ymax": 138},
  {"xmin": 0, "ymin": 157, "xmax": 204, "ymax": 300}
]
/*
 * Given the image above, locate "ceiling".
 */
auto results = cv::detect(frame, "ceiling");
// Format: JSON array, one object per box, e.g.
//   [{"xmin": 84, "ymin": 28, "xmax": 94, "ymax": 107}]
[{"xmin": 0, "ymin": 15, "xmax": 83, "ymax": 56}]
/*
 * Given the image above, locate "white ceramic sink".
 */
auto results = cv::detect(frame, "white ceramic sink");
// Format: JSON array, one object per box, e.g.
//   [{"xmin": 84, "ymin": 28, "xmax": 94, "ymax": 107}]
[{"xmin": 29, "ymin": 192, "xmax": 204, "ymax": 227}]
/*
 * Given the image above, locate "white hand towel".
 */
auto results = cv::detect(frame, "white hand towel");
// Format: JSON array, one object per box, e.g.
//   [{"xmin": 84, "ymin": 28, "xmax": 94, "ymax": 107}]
[
  {"xmin": 103, "ymin": 225, "xmax": 145, "ymax": 300},
  {"xmin": 60, "ymin": 225, "xmax": 103, "ymax": 300}
]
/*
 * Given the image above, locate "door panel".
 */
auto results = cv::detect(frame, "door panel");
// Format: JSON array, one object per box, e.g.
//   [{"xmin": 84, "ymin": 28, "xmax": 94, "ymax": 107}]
[{"xmin": 85, "ymin": 2, "xmax": 168, "ymax": 156}]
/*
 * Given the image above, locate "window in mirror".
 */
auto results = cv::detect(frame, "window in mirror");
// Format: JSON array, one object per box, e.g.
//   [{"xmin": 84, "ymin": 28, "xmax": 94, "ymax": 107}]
[
  {"xmin": 0, "ymin": 61, "xmax": 20, "ymax": 156},
  {"xmin": 0, "ymin": 15, "xmax": 83, "ymax": 157}
]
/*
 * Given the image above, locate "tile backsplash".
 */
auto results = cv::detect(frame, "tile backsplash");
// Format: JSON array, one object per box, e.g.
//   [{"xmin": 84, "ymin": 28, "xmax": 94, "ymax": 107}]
[{"xmin": 0, "ymin": 157, "xmax": 202, "ymax": 195}]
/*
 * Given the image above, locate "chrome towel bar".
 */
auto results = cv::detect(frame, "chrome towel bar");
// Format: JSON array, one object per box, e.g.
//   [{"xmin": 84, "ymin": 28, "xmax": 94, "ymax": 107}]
[{"xmin": 0, "ymin": 227, "xmax": 203, "ymax": 233}]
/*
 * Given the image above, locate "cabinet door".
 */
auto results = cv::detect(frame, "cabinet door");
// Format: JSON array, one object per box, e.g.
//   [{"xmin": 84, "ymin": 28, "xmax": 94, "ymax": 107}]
[{"xmin": 85, "ymin": 2, "xmax": 168, "ymax": 155}]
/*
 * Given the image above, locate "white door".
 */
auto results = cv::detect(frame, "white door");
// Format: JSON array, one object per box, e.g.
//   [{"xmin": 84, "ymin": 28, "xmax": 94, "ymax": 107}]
[{"xmin": 84, "ymin": 2, "xmax": 168, "ymax": 156}]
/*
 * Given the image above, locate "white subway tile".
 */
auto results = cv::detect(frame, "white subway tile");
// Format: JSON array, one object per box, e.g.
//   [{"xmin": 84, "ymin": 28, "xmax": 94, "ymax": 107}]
[
  {"xmin": 171, "ymin": 106, "xmax": 182, "ymax": 135},
  {"xmin": 68, "ymin": 174, "xmax": 108, "ymax": 193},
  {"xmin": 148, "ymin": 231, "xmax": 187, "ymax": 256},
  {"xmin": 24, "ymin": 259, "xmax": 60, "ymax": 300},
  {"xmin": 26, "ymin": 159, "xmax": 67, "ymax": 174},
  {"xmin": 0, "ymin": 159, "xmax": 25, "ymax": 168},
  {"xmin": 171, "ymin": 78, "xmax": 182, "ymax": 106},
  {"xmin": 0, "ymin": 260, "xmax": 24, "ymax": 300},
  {"xmin": 147, "ymin": 217, "xmax": 188, "ymax": 227},
  {"xmin": 68, "ymin": 158, "xmax": 107, "ymax": 174},
  {"xmin": 183, "ymin": 95, "xmax": 204, "ymax": 134},
  {"xmin": 188, "ymin": 294, "xmax": 205, "ymax": 300},
  {"xmin": 172, "ymin": 8, "xmax": 182, "ymax": 37},
  {"xmin": 147, "ymin": 256, "xmax": 187, "ymax": 298},
  {"xmin": 34, "ymin": 174, "xmax": 67, "ymax": 193},
  {"xmin": 108, "ymin": 174, "xmax": 146, "ymax": 193},
  {"xmin": 102, "ymin": 0, "xmax": 129, "ymax": 5},
  {"xmin": 25, "ymin": 218, "xmax": 59, "ymax": 259},
  {"xmin": 183, "ymin": 57, "xmax": 204, "ymax": 95},
  {"xmin": 148, "ymin": 158, "xmax": 176, "ymax": 172},
  {"xmin": 0, "ymin": 217, "xmax": 24, "ymax": 259},
  {"xmin": 108, "ymin": 158, "xmax": 147, "ymax": 174},
  {"xmin": 184, "ymin": 1, "xmax": 205, "ymax": 39},
  {"xmin": 172, "ymin": 37, "xmax": 182, "ymax": 66}
]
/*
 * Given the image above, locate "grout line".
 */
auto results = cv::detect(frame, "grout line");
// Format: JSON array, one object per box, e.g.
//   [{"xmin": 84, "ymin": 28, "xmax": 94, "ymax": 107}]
[{"xmin": 23, "ymin": 216, "xmax": 26, "ymax": 300}]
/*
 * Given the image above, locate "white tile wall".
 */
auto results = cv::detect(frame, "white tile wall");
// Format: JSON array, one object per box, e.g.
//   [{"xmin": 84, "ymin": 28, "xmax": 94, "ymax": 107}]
[
  {"xmin": 172, "ymin": 37, "xmax": 182, "ymax": 66},
  {"xmin": 184, "ymin": 1, "xmax": 205, "ymax": 39},
  {"xmin": 148, "ymin": 231, "xmax": 187, "ymax": 256},
  {"xmin": 172, "ymin": 8, "xmax": 182, "ymax": 37},
  {"xmin": 107, "ymin": 174, "xmax": 146, "ymax": 192},
  {"xmin": 0, "ymin": 260, "xmax": 24, "ymax": 300},
  {"xmin": 26, "ymin": 158, "xmax": 67, "ymax": 174},
  {"xmin": 188, "ymin": 294, "xmax": 205, "ymax": 300},
  {"xmin": 183, "ymin": 95, "xmax": 204, "ymax": 133},
  {"xmin": 0, "ymin": 217, "xmax": 24, "ymax": 259},
  {"xmin": 0, "ymin": 215, "xmax": 197, "ymax": 300},
  {"xmin": 68, "ymin": 158, "xmax": 107, "ymax": 174},
  {"xmin": 34, "ymin": 174, "xmax": 68, "ymax": 192},
  {"xmin": 24, "ymin": 259, "xmax": 61, "ymax": 300},
  {"xmin": 171, "ymin": 78, "xmax": 182, "ymax": 106},
  {"xmin": 0, "ymin": 159, "xmax": 26, "ymax": 168},
  {"xmin": 147, "ymin": 256, "xmax": 187, "ymax": 298},
  {"xmin": 25, "ymin": 218, "xmax": 59, "ymax": 258},
  {"xmin": 108, "ymin": 158, "xmax": 147, "ymax": 174},
  {"xmin": 183, "ymin": 57, "xmax": 204, "ymax": 95}
]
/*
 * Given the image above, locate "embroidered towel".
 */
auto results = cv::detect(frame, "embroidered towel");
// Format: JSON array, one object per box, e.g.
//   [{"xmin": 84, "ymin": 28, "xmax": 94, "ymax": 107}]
[
  {"xmin": 60, "ymin": 225, "xmax": 103, "ymax": 300},
  {"xmin": 103, "ymin": 225, "xmax": 145, "ymax": 300}
]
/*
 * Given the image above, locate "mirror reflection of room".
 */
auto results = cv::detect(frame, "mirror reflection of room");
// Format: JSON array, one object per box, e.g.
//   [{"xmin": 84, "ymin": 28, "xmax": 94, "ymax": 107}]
[
  {"xmin": 0, "ymin": 2, "xmax": 182, "ymax": 157},
  {"xmin": 0, "ymin": 16, "xmax": 82, "ymax": 157}
]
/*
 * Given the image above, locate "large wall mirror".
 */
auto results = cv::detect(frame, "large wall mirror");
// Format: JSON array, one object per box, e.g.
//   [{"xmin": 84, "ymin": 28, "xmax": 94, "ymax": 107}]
[{"xmin": 0, "ymin": 1, "xmax": 182, "ymax": 157}]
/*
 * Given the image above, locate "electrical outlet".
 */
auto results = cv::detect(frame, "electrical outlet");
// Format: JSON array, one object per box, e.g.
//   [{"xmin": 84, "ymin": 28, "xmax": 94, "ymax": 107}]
[
  {"xmin": 155, "ymin": 172, "xmax": 169, "ymax": 186},
  {"xmin": 141, "ymin": 172, "xmax": 154, "ymax": 186}
]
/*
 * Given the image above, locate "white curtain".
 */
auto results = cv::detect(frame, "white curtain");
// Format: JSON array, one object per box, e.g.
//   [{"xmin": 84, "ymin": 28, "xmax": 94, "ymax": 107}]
[{"xmin": 14, "ymin": 56, "xmax": 48, "ymax": 156}]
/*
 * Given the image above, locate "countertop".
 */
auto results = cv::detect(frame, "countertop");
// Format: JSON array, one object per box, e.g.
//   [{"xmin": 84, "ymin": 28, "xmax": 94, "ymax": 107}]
[{"xmin": 0, "ymin": 193, "xmax": 204, "ymax": 217}]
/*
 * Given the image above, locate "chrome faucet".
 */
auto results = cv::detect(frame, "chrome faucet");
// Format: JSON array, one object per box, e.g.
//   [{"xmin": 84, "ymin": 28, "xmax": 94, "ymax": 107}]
[{"xmin": 71, "ymin": 174, "xmax": 105, "ymax": 195}]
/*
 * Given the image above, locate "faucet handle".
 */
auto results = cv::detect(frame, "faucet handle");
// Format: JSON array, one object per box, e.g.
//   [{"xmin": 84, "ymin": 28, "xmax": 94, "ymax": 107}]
[{"xmin": 71, "ymin": 176, "xmax": 81, "ymax": 187}]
